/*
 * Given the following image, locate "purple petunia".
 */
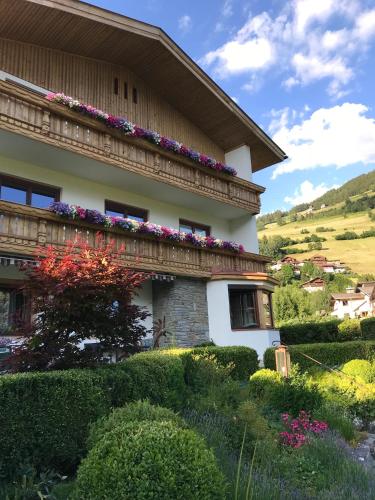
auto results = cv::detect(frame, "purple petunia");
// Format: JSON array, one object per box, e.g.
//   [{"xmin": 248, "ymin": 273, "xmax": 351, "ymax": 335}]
[
  {"xmin": 46, "ymin": 93, "xmax": 237, "ymax": 177},
  {"xmin": 48, "ymin": 202, "xmax": 245, "ymax": 254}
]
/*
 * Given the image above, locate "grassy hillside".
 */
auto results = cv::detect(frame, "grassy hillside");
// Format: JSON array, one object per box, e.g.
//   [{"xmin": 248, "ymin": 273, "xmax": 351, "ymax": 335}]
[{"xmin": 258, "ymin": 211, "xmax": 375, "ymax": 274}]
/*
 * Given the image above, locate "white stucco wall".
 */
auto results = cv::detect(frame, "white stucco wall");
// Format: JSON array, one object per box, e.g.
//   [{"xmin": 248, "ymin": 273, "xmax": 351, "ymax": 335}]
[
  {"xmin": 133, "ymin": 279, "xmax": 153, "ymax": 335},
  {"xmin": 225, "ymin": 145, "xmax": 252, "ymax": 182},
  {"xmin": 206, "ymin": 279, "xmax": 280, "ymax": 361},
  {"xmin": 229, "ymin": 214, "xmax": 259, "ymax": 254}
]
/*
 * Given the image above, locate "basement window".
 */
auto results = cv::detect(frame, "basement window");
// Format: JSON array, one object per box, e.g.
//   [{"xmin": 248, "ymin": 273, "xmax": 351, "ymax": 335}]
[
  {"xmin": 179, "ymin": 219, "xmax": 210, "ymax": 237},
  {"xmin": 105, "ymin": 200, "xmax": 148, "ymax": 223},
  {"xmin": 0, "ymin": 174, "xmax": 60, "ymax": 209}
]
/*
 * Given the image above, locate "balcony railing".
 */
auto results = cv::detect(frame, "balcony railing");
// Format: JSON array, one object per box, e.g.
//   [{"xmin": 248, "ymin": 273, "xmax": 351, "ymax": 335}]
[
  {"xmin": 0, "ymin": 80, "xmax": 264, "ymax": 214},
  {"xmin": 0, "ymin": 202, "xmax": 269, "ymax": 278}
]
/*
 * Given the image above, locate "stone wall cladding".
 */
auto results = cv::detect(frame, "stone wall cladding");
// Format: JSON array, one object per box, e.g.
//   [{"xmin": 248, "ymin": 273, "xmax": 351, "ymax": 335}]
[{"xmin": 152, "ymin": 277, "xmax": 210, "ymax": 347}]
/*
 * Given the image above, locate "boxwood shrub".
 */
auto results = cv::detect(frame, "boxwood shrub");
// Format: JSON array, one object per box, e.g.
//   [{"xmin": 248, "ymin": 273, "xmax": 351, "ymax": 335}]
[
  {"xmin": 0, "ymin": 370, "xmax": 109, "ymax": 479},
  {"xmin": 88, "ymin": 400, "xmax": 185, "ymax": 450},
  {"xmin": 361, "ymin": 317, "xmax": 375, "ymax": 340},
  {"xmin": 264, "ymin": 340, "xmax": 375, "ymax": 371},
  {"xmin": 73, "ymin": 421, "xmax": 226, "ymax": 500}
]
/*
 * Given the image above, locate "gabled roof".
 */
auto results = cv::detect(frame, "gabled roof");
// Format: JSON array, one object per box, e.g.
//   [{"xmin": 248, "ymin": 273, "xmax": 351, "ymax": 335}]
[
  {"xmin": 331, "ymin": 293, "xmax": 364, "ymax": 301},
  {"xmin": 302, "ymin": 277, "xmax": 325, "ymax": 287},
  {"xmin": 0, "ymin": 0, "xmax": 287, "ymax": 171}
]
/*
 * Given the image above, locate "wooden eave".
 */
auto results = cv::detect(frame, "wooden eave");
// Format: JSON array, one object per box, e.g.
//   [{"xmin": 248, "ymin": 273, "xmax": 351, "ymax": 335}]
[{"xmin": 0, "ymin": 0, "xmax": 286, "ymax": 172}]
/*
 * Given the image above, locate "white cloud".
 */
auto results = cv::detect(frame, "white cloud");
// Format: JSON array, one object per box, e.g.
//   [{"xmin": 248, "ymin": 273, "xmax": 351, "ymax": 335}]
[
  {"xmin": 178, "ymin": 15, "xmax": 192, "ymax": 33},
  {"xmin": 284, "ymin": 180, "xmax": 340, "ymax": 206},
  {"xmin": 222, "ymin": 0, "xmax": 233, "ymax": 18},
  {"xmin": 202, "ymin": 13, "xmax": 275, "ymax": 75},
  {"xmin": 201, "ymin": 1, "xmax": 375, "ymax": 97},
  {"xmin": 355, "ymin": 9, "xmax": 375, "ymax": 39},
  {"xmin": 271, "ymin": 102, "xmax": 375, "ymax": 178}
]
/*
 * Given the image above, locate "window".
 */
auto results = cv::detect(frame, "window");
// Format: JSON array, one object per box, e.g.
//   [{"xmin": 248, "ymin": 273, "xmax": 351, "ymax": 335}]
[
  {"xmin": 105, "ymin": 200, "xmax": 148, "ymax": 223},
  {"xmin": 0, "ymin": 286, "xmax": 29, "ymax": 335},
  {"xmin": 114, "ymin": 77, "xmax": 119, "ymax": 95},
  {"xmin": 229, "ymin": 287, "xmax": 274, "ymax": 330},
  {"xmin": 179, "ymin": 219, "xmax": 210, "ymax": 237},
  {"xmin": 229, "ymin": 289, "xmax": 258, "ymax": 329},
  {"xmin": 124, "ymin": 82, "xmax": 128, "ymax": 99},
  {"xmin": 262, "ymin": 291, "xmax": 273, "ymax": 328},
  {"xmin": 132, "ymin": 87, "xmax": 138, "ymax": 104},
  {"xmin": 0, "ymin": 174, "xmax": 60, "ymax": 209}
]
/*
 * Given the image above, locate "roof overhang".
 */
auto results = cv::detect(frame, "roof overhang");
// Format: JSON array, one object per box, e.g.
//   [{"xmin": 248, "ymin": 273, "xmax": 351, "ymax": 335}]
[{"xmin": 0, "ymin": 0, "xmax": 286, "ymax": 171}]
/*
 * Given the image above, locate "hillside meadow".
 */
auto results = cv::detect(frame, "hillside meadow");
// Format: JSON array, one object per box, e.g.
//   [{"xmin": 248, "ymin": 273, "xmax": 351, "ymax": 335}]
[{"xmin": 258, "ymin": 211, "xmax": 375, "ymax": 274}]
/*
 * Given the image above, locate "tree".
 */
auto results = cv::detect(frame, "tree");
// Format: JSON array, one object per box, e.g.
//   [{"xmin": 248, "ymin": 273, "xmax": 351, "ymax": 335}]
[
  {"xmin": 10, "ymin": 235, "xmax": 150, "ymax": 372},
  {"xmin": 300, "ymin": 262, "xmax": 323, "ymax": 282},
  {"xmin": 275, "ymin": 264, "xmax": 295, "ymax": 286},
  {"xmin": 273, "ymin": 284, "xmax": 311, "ymax": 324}
]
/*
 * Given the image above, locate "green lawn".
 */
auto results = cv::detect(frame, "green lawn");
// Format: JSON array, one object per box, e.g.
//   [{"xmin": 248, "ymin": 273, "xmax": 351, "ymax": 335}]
[{"xmin": 258, "ymin": 211, "xmax": 375, "ymax": 274}]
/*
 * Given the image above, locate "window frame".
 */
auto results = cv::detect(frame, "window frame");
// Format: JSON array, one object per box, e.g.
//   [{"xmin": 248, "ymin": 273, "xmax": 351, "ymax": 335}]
[
  {"xmin": 0, "ymin": 174, "xmax": 60, "ymax": 208},
  {"xmin": 104, "ymin": 199, "xmax": 148, "ymax": 222},
  {"xmin": 179, "ymin": 219, "xmax": 211, "ymax": 237},
  {"xmin": 228, "ymin": 286, "xmax": 259, "ymax": 330},
  {"xmin": 0, "ymin": 283, "xmax": 31, "ymax": 335},
  {"xmin": 228, "ymin": 285, "xmax": 275, "ymax": 330}
]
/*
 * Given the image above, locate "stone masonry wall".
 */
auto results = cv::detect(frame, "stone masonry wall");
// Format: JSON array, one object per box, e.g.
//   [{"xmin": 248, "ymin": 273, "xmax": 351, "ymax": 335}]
[{"xmin": 152, "ymin": 277, "xmax": 210, "ymax": 347}]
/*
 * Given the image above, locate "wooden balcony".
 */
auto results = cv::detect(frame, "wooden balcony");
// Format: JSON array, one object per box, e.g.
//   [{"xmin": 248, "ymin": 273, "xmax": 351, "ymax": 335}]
[
  {"xmin": 0, "ymin": 202, "xmax": 269, "ymax": 278},
  {"xmin": 0, "ymin": 80, "xmax": 264, "ymax": 214}
]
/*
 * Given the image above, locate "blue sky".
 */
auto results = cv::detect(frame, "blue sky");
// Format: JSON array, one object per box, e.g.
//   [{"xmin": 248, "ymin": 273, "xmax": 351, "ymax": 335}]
[{"xmin": 89, "ymin": 0, "xmax": 375, "ymax": 213}]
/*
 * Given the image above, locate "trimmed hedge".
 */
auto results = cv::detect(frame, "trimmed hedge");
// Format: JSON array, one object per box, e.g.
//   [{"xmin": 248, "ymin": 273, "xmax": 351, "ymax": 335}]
[
  {"xmin": 279, "ymin": 318, "xmax": 375, "ymax": 345},
  {"xmin": 190, "ymin": 346, "xmax": 259, "ymax": 380},
  {"xmin": 361, "ymin": 317, "xmax": 375, "ymax": 340},
  {"xmin": 279, "ymin": 319, "xmax": 342, "ymax": 344},
  {"xmin": 0, "ymin": 352, "xmax": 186, "ymax": 479},
  {"xmin": 160, "ymin": 345, "xmax": 259, "ymax": 381},
  {"xmin": 74, "ymin": 421, "xmax": 226, "ymax": 500},
  {"xmin": 264, "ymin": 340, "xmax": 375, "ymax": 371},
  {"xmin": 0, "ymin": 370, "xmax": 109, "ymax": 479}
]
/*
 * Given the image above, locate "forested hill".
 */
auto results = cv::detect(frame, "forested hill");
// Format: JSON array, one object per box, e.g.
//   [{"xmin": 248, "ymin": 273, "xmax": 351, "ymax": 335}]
[
  {"xmin": 292, "ymin": 170, "xmax": 375, "ymax": 213},
  {"xmin": 258, "ymin": 169, "xmax": 375, "ymax": 227}
]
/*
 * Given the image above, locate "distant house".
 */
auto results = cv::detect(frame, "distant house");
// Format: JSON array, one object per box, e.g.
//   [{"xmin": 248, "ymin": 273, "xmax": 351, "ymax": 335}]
[
  {"xmin": 320, "ymin": 204, "xmax": 326, "ymax": 209},
  {"xmin": 307, "ymin": 255, "xmax": 346, "ymax": 274},
  {"xmin": 331, "ymin": 282, "xmax": 375, "ymax": 319},
  {"xmin": 301, "ymin": 277, "xmax": 325, "ymax": 293},
  {"xmin": 271, "ymin": 256, "xmax": 300, "ymax": 273}
]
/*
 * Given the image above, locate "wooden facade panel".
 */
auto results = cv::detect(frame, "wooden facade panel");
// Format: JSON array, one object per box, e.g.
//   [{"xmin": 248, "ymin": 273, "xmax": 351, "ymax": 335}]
[
  {"xmin": 0, "ymin": 82, "xmax": 264, "ymax": 214},
  {"xmin": 0, "ymin": 202, "xmax": 269, "ymax": 277},
  {"xmin": 0, "ymin": 38, "xmax": 225, "ymax": 161}
]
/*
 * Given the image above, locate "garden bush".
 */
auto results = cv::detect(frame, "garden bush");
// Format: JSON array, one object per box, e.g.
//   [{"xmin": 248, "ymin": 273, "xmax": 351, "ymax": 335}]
[
  {"xmin": 73, "ymin": 421, "xmax": 226, "ymax": 500},
  {"xmin": 0, "ymin": 370, "xmax": 109, "ymax": 479},
  {"xmin": 338, "ymin": 318, "xmax": 362, "ymax": 340},
  {"xmin": 361, "ymin": 317, "xmax": 375, "ymax": 340},
  {"xmin": 259, "ymin": 368, "xmax": 323, "ymax": 416},
  {"xmin": 279, "ymin": 319, "xmax": 342, "ymax": 344},
  {"xmin": 88, "ymin": 400, "xmax": 185, "ymax": 449},
  {"xmin": 249, "ymin": 368, "xmax": 282, "ymax": 399},
  {"xmin": 341, "ymin": 359, "xmax": 375, "ymax": 383},
  {"xmin": 264, "ymin": 340, "xmax": 375, "ymax": 371}
]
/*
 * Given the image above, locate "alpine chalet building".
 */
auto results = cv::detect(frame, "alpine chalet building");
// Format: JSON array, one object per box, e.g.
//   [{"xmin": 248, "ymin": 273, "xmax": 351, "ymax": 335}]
[{"xmin": 0, "ymin": 0, "xmax": 286, "ymax": 358}]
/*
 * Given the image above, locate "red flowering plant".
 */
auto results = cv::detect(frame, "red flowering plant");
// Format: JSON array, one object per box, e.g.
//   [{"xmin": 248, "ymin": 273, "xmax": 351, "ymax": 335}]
[
  {"xmin": 9, "ymin": 234, "xmax": 150, "ymax": 372},
  {"xmin": 280, "ymin": 410, "xmax": 328, "ymax": 448}
]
